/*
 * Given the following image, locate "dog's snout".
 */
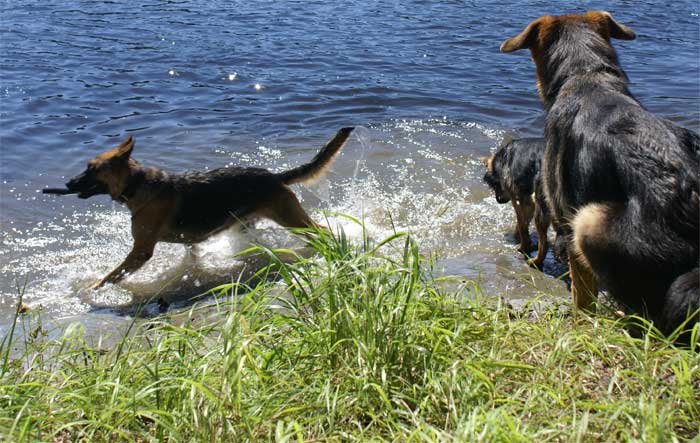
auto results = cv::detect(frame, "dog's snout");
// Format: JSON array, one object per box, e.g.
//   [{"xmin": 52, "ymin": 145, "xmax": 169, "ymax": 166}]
[
  {"xmin": 66, "ymin": 171, "xmax": 87, "ymax": 190},
  {"xmin": 64, "ymin": 169, "xmax": 107, "ymax": 199},
  {"xmin": 496, "ymin": 194, "xmax": 511, "ymax": 204}
]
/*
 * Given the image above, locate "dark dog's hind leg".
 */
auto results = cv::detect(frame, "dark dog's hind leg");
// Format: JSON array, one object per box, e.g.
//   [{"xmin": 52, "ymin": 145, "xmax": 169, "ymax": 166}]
[
  {"xmin": 552, "ymin": 226, "xmax": 568, "ymax": 262},
  {"xmin": 661, "ymin": 268, "xmax": 700, "ymax": 345},
  {"xmin": 512, "ymin": 198, "xmax": 534, "ymax": 254},
  {"xmin": 529, "ymin": 186, "xmax": 550, "ymax": 268},
  {"xmin": 571, "ymin": 201, "xmax": 698, "ymax": 337},
  {"xmin": 261, "ymin": 188, "xmax": 320, "ymax": 230}
]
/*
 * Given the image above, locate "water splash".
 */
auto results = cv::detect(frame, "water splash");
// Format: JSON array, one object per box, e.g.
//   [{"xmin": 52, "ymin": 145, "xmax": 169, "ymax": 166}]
[{"xmin": 0, "ymin": 119, "xmax": 568, "ymax": 333}]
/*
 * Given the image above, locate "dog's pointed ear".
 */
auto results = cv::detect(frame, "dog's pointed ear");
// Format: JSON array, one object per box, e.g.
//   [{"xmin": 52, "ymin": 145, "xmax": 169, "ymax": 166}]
[
  {"xmin": 479, "ymin": 156, "xmax": 494, "ymax": 170},
  {"xmin": 500, "ymin": 17, "xmax": 543, "ymax": 53},
  {"xmin": 598, "ymin": 11, "xmax": 636, "ymax": 40},
  {"xmin": 114, "ymin": 136, "xmax": 134, "ymax": 160}
]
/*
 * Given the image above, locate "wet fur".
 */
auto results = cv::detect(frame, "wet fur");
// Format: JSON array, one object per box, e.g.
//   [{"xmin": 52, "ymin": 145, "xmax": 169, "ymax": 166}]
[
  {"xmin": 501, "ymin": 11, "xmax": 699, "ymax": 341},
  {"xmin": 482, "ymin": 137, "xmax": 566, "ymax": 268},
  {"xmin": 65, "ymin": 127, "xmax": 354, "ymax": 289}
]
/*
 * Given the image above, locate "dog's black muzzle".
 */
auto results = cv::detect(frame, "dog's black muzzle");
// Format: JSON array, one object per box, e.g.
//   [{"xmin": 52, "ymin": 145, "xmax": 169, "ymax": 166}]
[
  {"xmin": 484, "ymin": 171, "xmax": 510, "ymax": 204},
  {"xmin": 495, "ymin": 193, "xmax": 511, "ymax": 204},
  {"xmin": 66, "ymin": 170, "xmax": 108, "ymax": 199}
]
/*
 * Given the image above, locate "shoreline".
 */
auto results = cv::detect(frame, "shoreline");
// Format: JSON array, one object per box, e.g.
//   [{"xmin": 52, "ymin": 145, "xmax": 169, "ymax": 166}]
[{"xmin": 2, "ymin": 224, "xmax": 698, "ymax": 442}]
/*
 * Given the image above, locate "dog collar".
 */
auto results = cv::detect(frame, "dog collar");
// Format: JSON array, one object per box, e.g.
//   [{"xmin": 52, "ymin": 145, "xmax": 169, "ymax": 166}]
[{"xmin": 118, "ymin": 177, "xmax": 142, "ymax": 203}]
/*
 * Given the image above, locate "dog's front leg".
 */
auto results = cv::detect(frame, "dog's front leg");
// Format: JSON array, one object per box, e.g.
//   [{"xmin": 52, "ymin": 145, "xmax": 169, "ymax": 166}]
[
  {"xmin": 90, "ymin": 240, "xmax": 156, "ymax": 290},
  {"xmin": 511, "ymin": 199, "xmax": 532, "ymax": 253},
  {"xmin": 90, "ymin": 203, "xmax": 170, "ymax": 290}
]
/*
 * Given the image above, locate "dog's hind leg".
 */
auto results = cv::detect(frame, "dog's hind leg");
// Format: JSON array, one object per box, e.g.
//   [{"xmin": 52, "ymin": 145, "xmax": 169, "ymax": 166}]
[
  {"xmin": 260, "ymin": 188, "xmax": 320, "ymax": 230},
  {"xmin": 568, "ymin": 203, "xmax": 614, "ymax": 310},
  {"xmin": 568, "ymin": 254, "xmax": 598, "ymax": 311},
  {"xmin": 661, "ymin": 267, "xmax": 699, "ymax": 344},
  {"xmin": 552, "ymin": 226, "xmax": 569, "ymax": 262},
  {"xmin": 529, "ymin": 195, "xmax": 550, "ymax": 268},
  {"xmin": 511, "ymin": 199, "xmax": 533, "ymax": 253},
  {"xmin": 573, "ymin": 201, "xmax": 699, "ymax": 342}
]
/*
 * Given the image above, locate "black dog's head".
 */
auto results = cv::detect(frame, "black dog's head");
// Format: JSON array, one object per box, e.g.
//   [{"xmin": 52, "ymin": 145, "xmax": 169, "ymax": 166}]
[
  {"xmin": 481, "ymin": 155, "xmax": 510, "ymax": 204},
  {"xmin": 66, "ymin": 136, "xmax": 135, "ymax": 200},
  {"xmin": 499, "ymin": 10, "xmax": 635, "ymax": 105}
]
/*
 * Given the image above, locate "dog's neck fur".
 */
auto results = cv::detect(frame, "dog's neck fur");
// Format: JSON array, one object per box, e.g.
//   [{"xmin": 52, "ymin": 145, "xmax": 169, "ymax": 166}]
[
  {"xmin": 116, "ymin": 160, "xmax": 171, "ymax": 211},
  {"xmin": 537, "ymin": 24, "xmax": 630, "ymax": 110}
]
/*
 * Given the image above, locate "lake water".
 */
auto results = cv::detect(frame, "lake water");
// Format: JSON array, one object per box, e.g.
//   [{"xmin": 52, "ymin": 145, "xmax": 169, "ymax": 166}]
[{"xmin": 1, "ymin": 1, "xmax": 698, "ymax": 335}]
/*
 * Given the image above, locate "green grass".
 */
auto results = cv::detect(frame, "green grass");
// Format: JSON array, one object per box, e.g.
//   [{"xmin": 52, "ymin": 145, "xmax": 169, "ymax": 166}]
[{"xmin": 1, "ymin": 218, "xmax": 698, "ymax": 442}]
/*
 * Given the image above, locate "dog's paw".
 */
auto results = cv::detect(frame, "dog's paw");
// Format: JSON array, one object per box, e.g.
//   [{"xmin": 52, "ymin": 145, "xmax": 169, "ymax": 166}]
[
  {"xmin": 88, "ymin": 280, "xmax": 106, "ymax": 291},
  {"xmin": 517, "ymin": 244, "xmax": 532, "ymax": 255},
  {"xmin": 527, "ymin": 257, "xmax": 544, "ymax": 269}
]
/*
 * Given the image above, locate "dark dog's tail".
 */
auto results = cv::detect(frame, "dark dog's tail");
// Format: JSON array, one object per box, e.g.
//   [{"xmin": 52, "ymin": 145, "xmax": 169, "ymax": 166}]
[
  {"xmin": 276, "ymin": 127, "xmax": 354, "ymax": 185},
  {"xmin": 660, "ymin": 266, "xmax": 700, "ymax": 345}
]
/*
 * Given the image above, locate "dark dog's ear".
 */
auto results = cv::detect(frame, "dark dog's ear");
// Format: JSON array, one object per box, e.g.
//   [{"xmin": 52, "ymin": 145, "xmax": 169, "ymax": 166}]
[
  {"xmin": 597, "ymin": 11, "xmax": 636, "ymax": 40},
  {"xmin": 113, "ymin": 136, "xmax": 135, "ymax": 160},
  {"xmin": 500, "ymin": 17, "xmax": 544, "ymax": 53},
  {"xmin": 479, "ymin": 155, "xmax": 494, "ymax": 171}
]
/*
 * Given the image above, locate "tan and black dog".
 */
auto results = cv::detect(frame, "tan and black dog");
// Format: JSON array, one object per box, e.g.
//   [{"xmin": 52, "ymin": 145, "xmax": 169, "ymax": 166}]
[
  {"xmin": 482, "ymin": 137, "xmax": 565, "ymax": 268},
  {"xmin": 501, "ymin": 11, "xmax": 699, "ymax": 341},
  {"xmin": 51, "ymin": 127, "xmax": 353, "ymax": 289}
]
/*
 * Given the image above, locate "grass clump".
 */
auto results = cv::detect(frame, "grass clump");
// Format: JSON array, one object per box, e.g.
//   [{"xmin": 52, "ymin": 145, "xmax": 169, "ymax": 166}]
[{"xmin": 1, "ymin": 219, "xmax": 698, "ymax": 442}]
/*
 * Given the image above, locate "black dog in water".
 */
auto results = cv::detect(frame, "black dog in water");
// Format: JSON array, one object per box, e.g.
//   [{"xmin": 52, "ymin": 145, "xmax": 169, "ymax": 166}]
[
  {"xmin": 482, "ymin": 137, "xmax": 566, "ymax": 268},
  {"xmin": 501, "ymin": 11, "xmax": 699, "ymax": 343}
]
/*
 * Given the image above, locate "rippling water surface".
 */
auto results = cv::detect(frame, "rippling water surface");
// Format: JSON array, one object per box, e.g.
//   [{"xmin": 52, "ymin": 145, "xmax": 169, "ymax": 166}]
[{"xmin": 1, "ymin": 1, "xmax": 698, "ymax": 334}]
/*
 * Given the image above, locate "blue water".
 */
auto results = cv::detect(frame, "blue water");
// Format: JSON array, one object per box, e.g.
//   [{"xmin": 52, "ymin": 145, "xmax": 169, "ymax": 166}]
[{"xmin": 1, "ymin": 1, "xmax": 698, "ymax": 331}]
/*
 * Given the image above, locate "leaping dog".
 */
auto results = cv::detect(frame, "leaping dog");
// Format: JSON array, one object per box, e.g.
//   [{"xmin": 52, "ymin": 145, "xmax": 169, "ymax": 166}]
[{"xmin": 45, "ymin": 127, "xmax": 354, "ymax": 289}]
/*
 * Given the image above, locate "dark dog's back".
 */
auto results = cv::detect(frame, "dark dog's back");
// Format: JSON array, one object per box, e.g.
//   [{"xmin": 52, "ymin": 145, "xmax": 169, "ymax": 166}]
[
  {"xmin": 497, "ymin": 137, "xmax": 543, "ymax": 197},
  {"xmin": 483, "ymin": 137, "xmax": 543, "ymax": 203},
  {"xmin": 132, "ymin": 127, "xmax": 354, "ymax": 245}
]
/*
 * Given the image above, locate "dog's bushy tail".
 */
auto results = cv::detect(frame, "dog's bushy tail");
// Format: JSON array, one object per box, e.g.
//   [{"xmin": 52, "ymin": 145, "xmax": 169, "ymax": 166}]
[{"xmin": 277, "ymin": 127, "xmax": 354, "ymax": 185}]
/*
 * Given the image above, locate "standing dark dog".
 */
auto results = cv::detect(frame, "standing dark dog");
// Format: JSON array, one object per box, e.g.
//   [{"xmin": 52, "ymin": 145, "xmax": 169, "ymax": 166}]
[
  {"xmin": 482, "ymin": 137, "xmax": 562, "ymax": 268},
  {"xmin": 501, "ymin": 11, "xmax": 699, "ymax": 340},
  {"xmin": 55, "ymin": 127, "xmax": 354, "ymax": 289}
]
